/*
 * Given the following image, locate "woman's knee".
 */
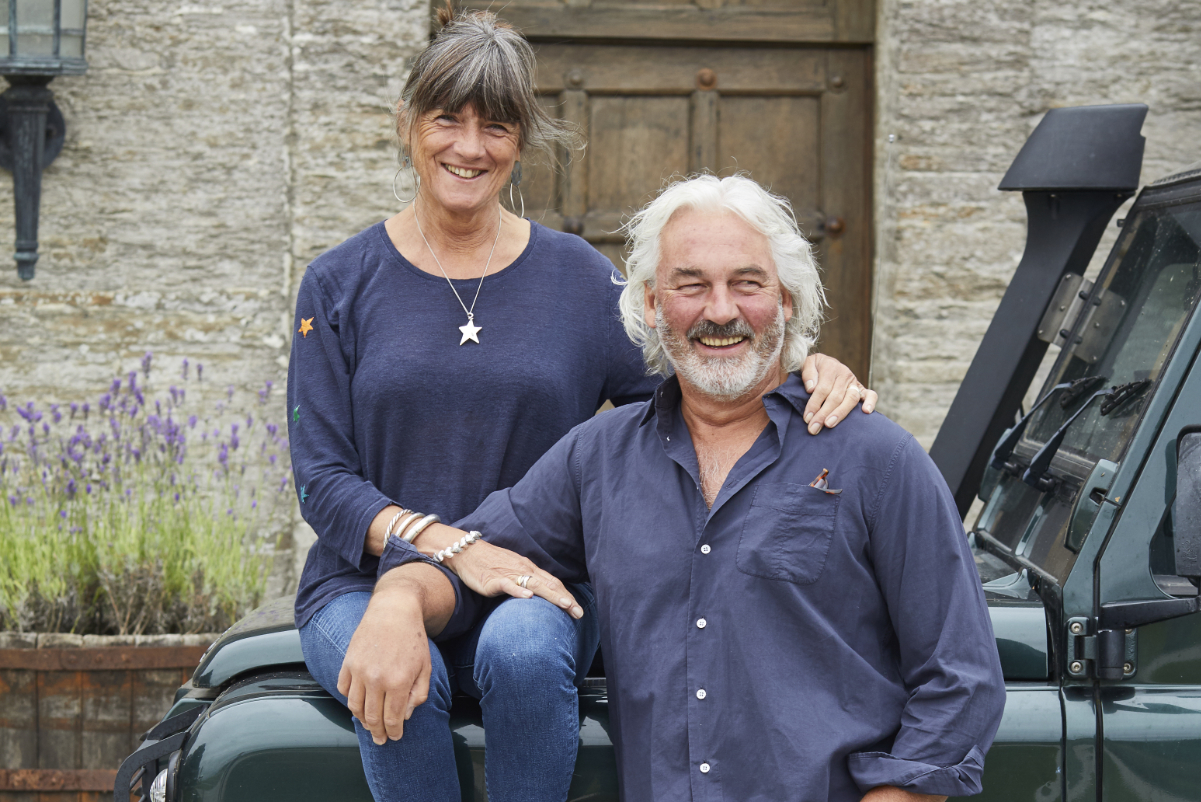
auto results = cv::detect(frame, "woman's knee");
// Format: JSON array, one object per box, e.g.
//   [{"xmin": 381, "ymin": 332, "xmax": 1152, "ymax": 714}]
[{"xmin": 473, "ymin": 597, "xmax": 581, "ymax": 690}]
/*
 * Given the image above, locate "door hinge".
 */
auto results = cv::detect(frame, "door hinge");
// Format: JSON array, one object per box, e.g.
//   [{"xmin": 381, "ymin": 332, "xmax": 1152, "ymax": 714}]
[{"xmin": 1066, "ymin": 617, "xmax": 1138, "ymax": 680}]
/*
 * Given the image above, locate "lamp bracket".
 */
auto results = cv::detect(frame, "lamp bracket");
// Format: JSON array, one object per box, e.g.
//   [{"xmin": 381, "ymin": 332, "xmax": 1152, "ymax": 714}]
[{"xmin": 0, "ymin": 94, "xmax": 66, "ymax": 171}]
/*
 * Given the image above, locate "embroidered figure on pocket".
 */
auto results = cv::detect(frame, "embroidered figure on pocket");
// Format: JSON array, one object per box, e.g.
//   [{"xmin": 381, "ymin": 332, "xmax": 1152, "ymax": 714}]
[{"xmin": 809, "ymin": 468, "xmax": 843, "ymax": 495}]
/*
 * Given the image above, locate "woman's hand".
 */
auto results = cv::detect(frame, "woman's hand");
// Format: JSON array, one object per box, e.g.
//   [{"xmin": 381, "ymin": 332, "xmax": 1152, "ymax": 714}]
[
  {"xmin": 799, "ymin": 353, "xmax": 878, "ymax": 435},
  {"xmin": 417, "ymin": 524, "xmax": 584, "ymax": 620}
]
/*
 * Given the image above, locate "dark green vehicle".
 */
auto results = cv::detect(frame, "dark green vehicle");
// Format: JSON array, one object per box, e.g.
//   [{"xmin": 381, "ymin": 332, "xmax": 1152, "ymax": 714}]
[{"xmin": 116, "ymin": 104, "xmax": 1201, "ymax": 802}]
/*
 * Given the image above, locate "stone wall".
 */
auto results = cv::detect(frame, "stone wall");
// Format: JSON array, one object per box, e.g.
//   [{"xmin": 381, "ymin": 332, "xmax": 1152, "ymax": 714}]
[
  {"xmin": 1, "ymin": 0, "xmax": 1197, "ymax": 598},
  {"xmin": 871, "ymin": 0, "xmax": 1201, "ymax": 447},
  {"xmin": 0, "ymin": 0, "xmax": 427, "ymax": 596}
]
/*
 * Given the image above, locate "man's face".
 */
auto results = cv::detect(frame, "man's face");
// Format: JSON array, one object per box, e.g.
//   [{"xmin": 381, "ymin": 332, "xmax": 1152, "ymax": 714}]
[{"xmin": 644, "ymin": 208, "xmax": 793, "ymax": 400}]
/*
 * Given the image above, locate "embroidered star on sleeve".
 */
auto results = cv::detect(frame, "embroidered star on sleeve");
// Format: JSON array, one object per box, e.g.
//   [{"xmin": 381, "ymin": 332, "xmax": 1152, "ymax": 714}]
[
  {"xmin": 298, "ymin": 318, "xmax": 314, "ymax": 338},
  {"xmin": 292, "ymin": 405, "xmax": 300, "ymax": 423},
  {"xmin": 300, "ymin": 485, "xmax": 309, "ymax": 504}
]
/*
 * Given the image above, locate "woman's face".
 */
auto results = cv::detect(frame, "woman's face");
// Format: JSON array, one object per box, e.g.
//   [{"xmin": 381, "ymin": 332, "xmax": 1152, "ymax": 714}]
[{"xmin": 408, "ymin": 104, "xmax": 521, "ymax": 219}]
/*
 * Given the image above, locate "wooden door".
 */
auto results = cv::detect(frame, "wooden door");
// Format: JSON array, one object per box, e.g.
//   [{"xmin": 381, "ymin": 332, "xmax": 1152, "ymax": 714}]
[{"xmin": 503, "ymin": 2, "xmax": 874, "ymax": 376}]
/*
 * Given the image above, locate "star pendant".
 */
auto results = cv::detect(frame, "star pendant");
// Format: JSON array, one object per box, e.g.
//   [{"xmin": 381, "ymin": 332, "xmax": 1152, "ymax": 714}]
[{"xmin": 459, "ymin": 317, "xmax": 481, "ymax": 345}]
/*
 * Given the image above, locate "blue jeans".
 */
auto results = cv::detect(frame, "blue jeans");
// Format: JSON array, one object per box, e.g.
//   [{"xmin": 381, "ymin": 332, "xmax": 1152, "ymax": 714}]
[{"xmin": 300, "ymin": 585, "xmax": 599, "ymax": 802}]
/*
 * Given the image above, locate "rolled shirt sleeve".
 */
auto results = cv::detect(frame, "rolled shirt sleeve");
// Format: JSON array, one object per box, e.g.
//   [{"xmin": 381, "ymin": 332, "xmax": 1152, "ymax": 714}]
[
  {"xmin": 848, "ymin": 436, "xmax": 1006, "ymax": 797},
  {"xmin": 374, "ymin": 535, "xmax": 476, "ymax": 642}
]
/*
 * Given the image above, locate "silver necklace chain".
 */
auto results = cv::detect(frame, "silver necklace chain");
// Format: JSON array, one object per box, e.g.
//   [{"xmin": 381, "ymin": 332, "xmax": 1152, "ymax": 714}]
[{"xmin": 415, "ymin": 202, "xmax": 502, "ymax": 342}]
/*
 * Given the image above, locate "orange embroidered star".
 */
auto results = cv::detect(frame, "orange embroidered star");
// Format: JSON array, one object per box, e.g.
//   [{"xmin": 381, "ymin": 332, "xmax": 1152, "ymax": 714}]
[{"xmin": 298, "ymin": 317, "xmax": 314, "ymax": 338}]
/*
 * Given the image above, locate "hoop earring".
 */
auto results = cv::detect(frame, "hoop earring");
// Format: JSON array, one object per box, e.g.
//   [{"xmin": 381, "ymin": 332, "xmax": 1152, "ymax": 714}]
[
  {"xmin": 509, "ymin": 161, "xmax": 524, "ymax": 218},
  {"xmin": 393, "ymin": 168, "xmax": 418, "ymax": 204}
]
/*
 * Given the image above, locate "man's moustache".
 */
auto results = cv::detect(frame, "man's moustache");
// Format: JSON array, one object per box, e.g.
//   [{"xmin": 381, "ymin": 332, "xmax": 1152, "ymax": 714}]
[{"xmin": 686, "ymin": 319, "xmax": 756, "ymax": 341}]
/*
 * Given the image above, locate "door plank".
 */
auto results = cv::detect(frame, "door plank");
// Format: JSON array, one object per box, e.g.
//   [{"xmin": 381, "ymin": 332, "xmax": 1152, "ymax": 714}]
[
  {"xmin": 506, "ymin": 6, "xmax": 857, "ymax": 44},
  {"xmin": 533, "ymin": 44, "xmax": 826, "ymax": 95},
  {"xmin": 817, "ymin": 48, "xmax": 872, "ymax": 378}
]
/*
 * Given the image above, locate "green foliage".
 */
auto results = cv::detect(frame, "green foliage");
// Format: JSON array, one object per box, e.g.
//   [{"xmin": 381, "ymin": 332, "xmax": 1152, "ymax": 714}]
[{"xmin": 0, "ymin": 355, "xmax": 291, "ymax": 635}]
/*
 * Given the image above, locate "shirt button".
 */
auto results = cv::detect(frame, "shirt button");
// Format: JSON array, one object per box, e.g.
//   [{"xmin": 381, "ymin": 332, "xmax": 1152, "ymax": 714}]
[
  {"xmin": 701, "ymin": 545, "xmax": 711, "ymax": 554},
  {"xmin": 700, "ymin": 763, "xmax": 711, "ymax": 774},
  {"xmin": 696, "ymin": 618, "xmax": 707, "ymax": 629},
  {"xmin": 696, "ymin": 688, "xmax": 707, "ymax": 700}
]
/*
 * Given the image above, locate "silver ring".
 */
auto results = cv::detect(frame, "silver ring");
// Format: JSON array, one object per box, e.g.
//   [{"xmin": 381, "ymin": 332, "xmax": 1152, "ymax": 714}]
[{"xmin": 517, "ymin": 575, "xmax": 531, "ymax": 589}]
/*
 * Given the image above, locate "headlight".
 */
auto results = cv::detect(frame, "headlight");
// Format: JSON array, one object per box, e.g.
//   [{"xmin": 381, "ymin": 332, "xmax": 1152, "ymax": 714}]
[{"xmin": 149, "ymin": 768, "xmax": 168, "ymax": 802}]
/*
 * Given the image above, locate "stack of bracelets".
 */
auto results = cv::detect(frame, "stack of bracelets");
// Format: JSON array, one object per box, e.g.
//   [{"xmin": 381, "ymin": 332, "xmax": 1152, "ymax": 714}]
[
  {"xmin": 382, "ymin": 508, "xmax": 484, "ymax": 563},
  {"xmin": 383, "ymin": 508, "xmax": 442, "ymax": 544}
]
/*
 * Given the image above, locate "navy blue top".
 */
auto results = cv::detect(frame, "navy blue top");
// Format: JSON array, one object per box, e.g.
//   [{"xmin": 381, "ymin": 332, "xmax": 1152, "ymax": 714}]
[
  {"xmin": 398, "ymin": 373, "xmax": 1006, "ymax": 801},
  {"xmin": 288, "ymin": 220, "xmax": 659, "ymax": 628}
]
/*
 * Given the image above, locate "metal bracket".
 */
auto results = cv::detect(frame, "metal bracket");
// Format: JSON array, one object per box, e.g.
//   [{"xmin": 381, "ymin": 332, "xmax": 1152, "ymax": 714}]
[
  {"xmin": 1037, "ymin": 272, "xmax": 1094, "ymax": 347},
  {"xmin": 1066, "ymin": 616, "xmax": 1138, "ymax": 680}
]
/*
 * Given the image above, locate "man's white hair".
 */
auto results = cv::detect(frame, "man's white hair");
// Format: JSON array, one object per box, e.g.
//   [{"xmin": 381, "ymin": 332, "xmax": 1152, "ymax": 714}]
[{"xmin": 618, "ymin": 174, "xmax": 826, "ymax": 376}]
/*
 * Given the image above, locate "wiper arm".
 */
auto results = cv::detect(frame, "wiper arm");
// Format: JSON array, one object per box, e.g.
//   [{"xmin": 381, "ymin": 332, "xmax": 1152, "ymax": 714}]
[
  {"xmin": 991, "ymin": 375, "xmax": 1108, "ymax": 471},
  {"xmin": 1021, "ymin": 379, "xmax": 1153, "ymax": 491}
]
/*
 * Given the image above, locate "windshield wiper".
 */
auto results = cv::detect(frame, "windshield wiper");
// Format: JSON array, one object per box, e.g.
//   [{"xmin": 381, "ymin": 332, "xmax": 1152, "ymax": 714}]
[
  {"xmin": 990, "ymin": 375, "xmax": 1108, "ymax": 472},
  {"xmin": 1021, "ymin": 379, "xmax": 1153, "ymax": 491}
]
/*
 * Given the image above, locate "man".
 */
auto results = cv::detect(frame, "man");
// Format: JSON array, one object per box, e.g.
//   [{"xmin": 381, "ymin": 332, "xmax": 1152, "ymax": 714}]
[{"xmin": 365, "ymin": 174, "xmax": 1005, "ymax": 801}]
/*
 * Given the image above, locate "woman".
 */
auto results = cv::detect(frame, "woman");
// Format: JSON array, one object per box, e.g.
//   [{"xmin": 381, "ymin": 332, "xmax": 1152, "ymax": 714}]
[{"xmin": 288, "ymin": 7, "xmax": 876, "ymax": 802}]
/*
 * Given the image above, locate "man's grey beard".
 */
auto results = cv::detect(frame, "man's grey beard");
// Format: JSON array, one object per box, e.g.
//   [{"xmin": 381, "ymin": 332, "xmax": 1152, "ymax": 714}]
[{"xmin": 656, "ymin": 303, "xmax": 786, "ymax": 399}]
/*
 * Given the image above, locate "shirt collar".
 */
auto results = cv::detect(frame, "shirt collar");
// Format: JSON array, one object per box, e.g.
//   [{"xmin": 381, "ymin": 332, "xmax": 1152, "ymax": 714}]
[{"xmin": 639, "ymin": 371, "xmax": 810, "ymax": 429}]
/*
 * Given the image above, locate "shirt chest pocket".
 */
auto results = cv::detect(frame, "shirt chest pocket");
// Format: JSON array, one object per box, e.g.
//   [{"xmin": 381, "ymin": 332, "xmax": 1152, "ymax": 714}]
[{"xmin": 736, "ymin": 482, "xmax": 840, "ymax": 585}]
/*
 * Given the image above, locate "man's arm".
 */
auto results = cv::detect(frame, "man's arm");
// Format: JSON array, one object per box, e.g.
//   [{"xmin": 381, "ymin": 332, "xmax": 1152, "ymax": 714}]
[
  {"xmin": 338, "ymin": 562, "xmax": 454, "ymax": 746},
  {"xmin": 454, "ymin": 426, "xmax": 590, "ymax": 584},
  {"xmin": 861, "ymin": 788, "xmax": 946, "ymax": 802},
  {"xmin": 849, "ymin": 435, "xmax": 1006, "ymax": 798}
]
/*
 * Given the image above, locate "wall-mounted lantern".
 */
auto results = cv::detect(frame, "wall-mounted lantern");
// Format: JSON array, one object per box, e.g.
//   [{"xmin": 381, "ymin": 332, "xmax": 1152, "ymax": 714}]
[{"xmin": 0, "ymin": 1, "xmax": 87, "ymax": 280}]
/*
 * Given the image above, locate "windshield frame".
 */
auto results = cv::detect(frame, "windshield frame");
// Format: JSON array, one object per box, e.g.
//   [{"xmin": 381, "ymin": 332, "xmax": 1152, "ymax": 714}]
[{"xmin": 974, "ymin": 179, "xmax": 1201, "ymax": 585}]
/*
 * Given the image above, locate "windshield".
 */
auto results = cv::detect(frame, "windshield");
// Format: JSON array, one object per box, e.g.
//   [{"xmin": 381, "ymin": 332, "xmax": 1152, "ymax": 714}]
[{"xmin": 975, "ymin": 196, "xmax": 1201, "ymax": 582}]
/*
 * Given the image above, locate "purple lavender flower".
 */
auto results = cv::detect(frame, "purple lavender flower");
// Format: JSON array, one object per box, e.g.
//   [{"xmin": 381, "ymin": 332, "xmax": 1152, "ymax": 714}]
[
  {"xmin": 181, "ymin": 358, "xmax": 189, "ymax": 380},
  {"xmin": 188, "ymin": 415, "xmax": 198, "ymax": 429},
  {"xmin": 174, "ymin": 492, "xmax": 181, "ymax": 502},
  {"xmin": 17, "ymin": 403, "xmax": 41, "ymax": 423},
  {"xmin": 0, "ymin": 394, "xmax": 6, "ymax": 411},
  {"xmin": 218, "ymin": 443, "xmax": 229, "ymax": 469},
  {"xmin": 86, "ymin": 483, "xmax": 92, "ymax": 494},
  {"xmin": 227, "ymin": 385, "xmax": 235, "ymax": 401},
  {"xmin": 141, "ymin": 351, "xmax": 153, "ymax": 377},
  {"xmin": 128, "ymin": 371, "xmax": 137, "ymax": 392},
  {"xmin": 81, "ymin": 402, "xmax": 89, "ymax": 419},
  {"xmin": 59, "ymin": 509, "xmax": 67, "ymax": 518},
  {"xmin": 197, "ymin": 363, "xmax": 203, "ymax": 381},
  {"xmin": 66, "ymin": 478, "xmax": 76, "ymax": 497}
]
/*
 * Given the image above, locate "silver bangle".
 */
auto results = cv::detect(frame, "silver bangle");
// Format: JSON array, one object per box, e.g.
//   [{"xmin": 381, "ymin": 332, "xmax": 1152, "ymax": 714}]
[
  {"xmin": 383, "ymin": 509, "xmax": 407, "ymax": 539},
  {"xmin": 391, "ymin": 512, "xmax": 422, "ymax": 541},
  {"xmin": 433, "ymin": 530, "xmax": 482, "ymax": 563},
  {"xmin": 401, "ymin": 514, "xmax": 441, "ymax": 544}
]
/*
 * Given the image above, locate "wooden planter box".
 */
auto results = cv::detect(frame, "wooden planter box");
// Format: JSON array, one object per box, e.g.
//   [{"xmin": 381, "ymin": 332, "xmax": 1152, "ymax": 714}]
[{"xmin": 0, "ymin": 632, "xmax": 217, "ymax": 802}]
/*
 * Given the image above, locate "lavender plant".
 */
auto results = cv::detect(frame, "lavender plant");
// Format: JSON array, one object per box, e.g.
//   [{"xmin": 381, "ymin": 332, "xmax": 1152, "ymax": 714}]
[{"xmin": 0, "ymin": 354, "xmax": 291, "ymax": 635}]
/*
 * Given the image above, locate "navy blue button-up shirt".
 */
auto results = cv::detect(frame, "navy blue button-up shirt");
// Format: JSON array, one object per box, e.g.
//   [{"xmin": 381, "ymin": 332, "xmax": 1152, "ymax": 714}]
[{"xmin": 406, "ymin": 373, "xmax": 1005, "ymax": 800}]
